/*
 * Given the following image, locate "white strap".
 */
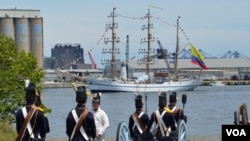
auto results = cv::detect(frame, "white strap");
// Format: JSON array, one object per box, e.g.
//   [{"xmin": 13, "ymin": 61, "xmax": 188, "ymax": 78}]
[
  {"xmin": 161, "ymin": 110, "xmax": 171, "ymax": 136},
  {"xmin": 138, "ymin": 112, "xmax": 144, "ymax": 118},
  {"xmin": 155, "ymin": 111, "xmax": 165, "ymax": 136},
  {"xmin": 132, "ymin": 112, "xmax": 144, "ymax": 134},
  {"xmin": 70, "ymin": 109, "xmax": 89, "ymax": 141},
  {"xmin": 22, "ymin": 107, "xmax": 40, "ymax": 138},
  {"xmin": 171, "ymin": 106, "xmax": 176, "ymax": 113},
  {"xmin": 155, "ymin": 110, "xmax": 171, "ymax": 136},
  {"xmin": 171, "ymin": 106, "xmax": 178, "ymax": 127}
]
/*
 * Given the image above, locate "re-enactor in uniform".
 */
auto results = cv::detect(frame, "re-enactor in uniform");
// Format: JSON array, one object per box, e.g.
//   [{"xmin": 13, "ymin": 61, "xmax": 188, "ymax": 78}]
[
  {"xmin": 129, "ymin": 95, "xmax": 149, "ymax": 141},
  {"xmin": 15, "ymin": 82, "xmax": 47, "ymax": 141},
  {"xmin": 147, "ymin": 92, "xmax": 176, "ymax": 141},
  {"xmin": 167, "ymin": 91, "xmax": 187, "ymax": 124},
  {"xmin": 66, "ymin": 86, "xmax": 96, "ymax": 141}
]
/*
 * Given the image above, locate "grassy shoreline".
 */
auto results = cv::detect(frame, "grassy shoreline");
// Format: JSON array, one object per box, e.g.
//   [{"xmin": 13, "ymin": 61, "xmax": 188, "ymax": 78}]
[
  {"xmin": 1, "ymin": 123, "xmax": 220, "ymax": 141},
  {"xmin": 0, "ymin": 123, "xmax": 17, "ymax": 141}
]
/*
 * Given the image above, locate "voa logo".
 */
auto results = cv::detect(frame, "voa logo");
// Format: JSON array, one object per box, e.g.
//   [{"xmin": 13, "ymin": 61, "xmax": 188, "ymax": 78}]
[{"xmin": 226, "ymin": 129, "xmax": 246, "ymax": 136}]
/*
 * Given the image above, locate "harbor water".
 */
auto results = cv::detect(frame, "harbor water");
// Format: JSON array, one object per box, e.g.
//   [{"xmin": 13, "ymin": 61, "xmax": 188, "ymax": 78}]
[{"xmin": 42, "ymin": 85, "xmax": 250, "ymax": 139}]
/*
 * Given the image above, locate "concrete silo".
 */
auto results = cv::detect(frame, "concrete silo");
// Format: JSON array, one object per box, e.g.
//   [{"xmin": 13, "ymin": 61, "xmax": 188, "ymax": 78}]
[
  {"xmin": 0, "ymin": 18, "xmax": 15, "ymax": 40},
  {"xmin": 14, "ymin": 18, "xmax": 30, "ymax": 52},
  {"xmin": 30, "ymin": 18, "xmax": 43, "ymax": 68},
  {"xmin": 0, "ymin": 9, "xmax": 43, "ymax": 68}
]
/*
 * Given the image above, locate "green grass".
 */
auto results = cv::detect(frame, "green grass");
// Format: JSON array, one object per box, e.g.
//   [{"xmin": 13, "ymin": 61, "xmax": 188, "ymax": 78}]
[
  {"xmin": 0, "ymin": 123, "xmax": 17, "ymax": 141},
  {"xmin": 0, "ymin": 124, "xmax": 221, "ymax": 141},
  {"xmin": 0, "ymin": 123, "xmax": 115, "ymax": 141}
]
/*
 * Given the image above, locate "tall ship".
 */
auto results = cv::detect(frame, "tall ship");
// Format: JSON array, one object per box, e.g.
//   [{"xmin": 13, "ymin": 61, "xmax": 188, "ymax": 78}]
[{"xmin": 85, "ymin": 7, "xmax": 203, "ymax": 93}]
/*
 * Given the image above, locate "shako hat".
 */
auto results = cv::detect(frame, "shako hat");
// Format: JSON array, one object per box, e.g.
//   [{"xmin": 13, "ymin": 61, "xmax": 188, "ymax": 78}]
[
  {"xmin": 76, "ymin": 86, "xmax": 87, "ymax": 103},
  {"xmin": 169, "ymin": 91, "xmax": 178, "ymax": 103},
  {"xmin": 92, "ymin": 92, "xmax": 101, "ymax": 103},
  {"xmin": 135, "ymin": 95, "xmax": 143, "ymax": 109},
  {"xmin": 159, "ymin": 92, "xmax": 167, "ymax": 106},
  {"xmin": 25, "ymin": 82, "xmax": 37, "ymax": 102}
]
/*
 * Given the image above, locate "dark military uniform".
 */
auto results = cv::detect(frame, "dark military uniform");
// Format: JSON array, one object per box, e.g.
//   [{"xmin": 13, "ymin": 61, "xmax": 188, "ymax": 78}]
[
  {"xmin": 168, "ymin": 92, "xmax": 187, "ymax": 123},
  {"xmin": 16, "ymin": 106, "xmax": 47, "ymax": 141},
  {"xmin": 66, "ymin": 86, "xmax": 96, "ymax": 141},
  {"xmin": 15, "ymin": 83, "xmax": 47, "ymax": 141},
  {"xmin": 147, "ymin": 92, "xmax": 176, "ymax": 140},
  {"xmin": 129, "ymin": 95, "xmax": 149, "ymax": 141}
]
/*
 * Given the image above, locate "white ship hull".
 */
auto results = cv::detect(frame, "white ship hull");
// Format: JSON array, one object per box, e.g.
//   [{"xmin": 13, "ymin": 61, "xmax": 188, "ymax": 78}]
[{"xmin": 85, "ymin": 78, "xmax": 202, "ymax": 93}]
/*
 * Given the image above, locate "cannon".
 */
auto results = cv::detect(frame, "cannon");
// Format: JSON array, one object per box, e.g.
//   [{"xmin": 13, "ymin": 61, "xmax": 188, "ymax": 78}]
[
  {"xmin": 116, "ymin": 94, "xmax": 188, "ymax": 141},
  {"xmin": 116, "ymin": 119, "xmax": 187, "ymax": 141}
]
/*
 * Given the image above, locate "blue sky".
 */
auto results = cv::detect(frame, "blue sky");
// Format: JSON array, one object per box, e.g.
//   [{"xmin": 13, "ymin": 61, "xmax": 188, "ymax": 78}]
[{"xmin": 2, "ymin": 0, "xmax": 250, "ymax": 66}]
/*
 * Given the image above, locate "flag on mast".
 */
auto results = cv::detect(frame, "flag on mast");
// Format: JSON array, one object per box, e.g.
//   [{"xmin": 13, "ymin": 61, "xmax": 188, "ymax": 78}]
[{"xmin": 190, "ymin": 43, "xmax": 208, "ymax": 69}]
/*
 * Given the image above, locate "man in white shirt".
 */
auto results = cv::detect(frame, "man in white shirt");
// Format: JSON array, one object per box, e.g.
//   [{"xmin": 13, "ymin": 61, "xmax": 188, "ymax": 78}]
[{"xmin": 92, "ymin": 92, "xmax": 110, "ymax": 141}]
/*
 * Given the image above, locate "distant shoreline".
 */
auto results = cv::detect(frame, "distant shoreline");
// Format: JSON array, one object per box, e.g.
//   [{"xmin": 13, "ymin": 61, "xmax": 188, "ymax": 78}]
[
  {"xmin": 43, "ymin": 80, "xmax": 250, "ymax": 89},
  {"xmin": 43, "ymin": 82, "xmax": 84, "ymax": 88}
]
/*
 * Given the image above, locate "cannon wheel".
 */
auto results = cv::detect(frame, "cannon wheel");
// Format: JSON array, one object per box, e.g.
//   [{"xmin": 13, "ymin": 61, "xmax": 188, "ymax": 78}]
[
  {"xmin": 116, "ymin": 120, "xmax": 187, "ymax": 141},
  {"xmin": 116, "ymin": 122, "xmax": 131, "ymax": 141},
  {"xmin": 177, "ymin": 120, "xmax": 187, "ymax": 141}
]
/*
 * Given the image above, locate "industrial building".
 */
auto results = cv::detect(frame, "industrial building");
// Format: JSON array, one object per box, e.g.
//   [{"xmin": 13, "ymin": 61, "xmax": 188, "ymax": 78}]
[
  {"xmin": 51, "ymin": 57, "xmax": 250, "ymax": 83},
  {"xmin": 0, "ymin": 8, "xmax": 43, "ymax": 68},
  {"xmin": 51, "ymin": 47, "xmax": 250, "ymax": 81},
  {"xmin": 43, "ymin": 43, "xmax": 92, "ymax": 70},
  {"xmin": 126, "ymin": 58, "xmax": 250, "ymax": 80},
  {"xmin": 97, "ymin": 48, "xmax": 250, "ymax": 80}
]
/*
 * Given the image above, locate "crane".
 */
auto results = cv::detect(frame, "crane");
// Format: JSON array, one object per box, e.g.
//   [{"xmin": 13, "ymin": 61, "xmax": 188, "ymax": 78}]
[
  {"xmin": 88, "ymin": 52, "xmax": 97, "ymax": 69},
  {"xmin": 156, "ymin": 38, "xmax": 171, "ymax": 69}
]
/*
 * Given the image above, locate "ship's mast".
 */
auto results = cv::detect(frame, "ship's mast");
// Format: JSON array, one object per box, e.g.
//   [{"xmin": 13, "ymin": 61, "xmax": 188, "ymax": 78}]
[
  {"xmin": 103, "ymin": 7, "xmax": 120, "ymax": 79},
  {"xmin": 174, "ymin": 16, "xmax": 181, "ymax": 79},
  {"xmin": 125, "ymin": 35, "xmax": 129, "ymax": 78},
  {"xmin": 140, "ymin": 9, "xmax": 154, "ymax": 82}
]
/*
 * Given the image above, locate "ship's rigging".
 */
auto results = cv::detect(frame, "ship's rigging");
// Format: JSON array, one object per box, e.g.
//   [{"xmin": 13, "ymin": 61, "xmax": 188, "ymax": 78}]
[
  {"xmin": 102, "ymin": 7, "xmax": 120, "ymax": 80},
  {"xmin": 102, "ymin": 8, "xmax": 182, "ymax": 82},
  {"xmin": 82, "ymin": 7, "xmax": 203, "ymax": 93}
]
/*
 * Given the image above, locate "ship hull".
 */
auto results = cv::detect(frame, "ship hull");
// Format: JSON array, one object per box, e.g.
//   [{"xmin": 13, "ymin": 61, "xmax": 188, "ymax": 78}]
[{"xmin": 85, "ymin": 78, "xmax": 202, "ymax": 93}]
